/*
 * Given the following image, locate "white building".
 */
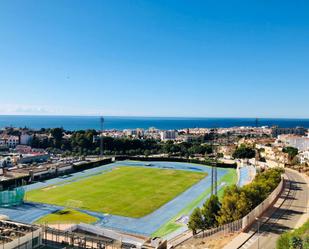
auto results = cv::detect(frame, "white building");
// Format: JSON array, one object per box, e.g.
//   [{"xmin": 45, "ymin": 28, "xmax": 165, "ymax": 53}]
[
  {"xmin": 278, "ymin": 135, "xmax": 309, "ymax": 151},
  {"xmin": 20, "ymin": 133, "xmax": 33, "ymax": 145},
  {"xmin": 136, "ymin": 128, "xmax": 144, "ymax": 137},
  {"xmin": 0, "ymin": 135, "xmax": 19, "ymax": 148},
  {"xmin": 124, "ymin": 129, "xmax": 137, "ymax": 137},
  {"xmin": 160, "ymin": 130, "xmax": 178, "ymax": 141},
  {"xmin": 299, "ymin": 151, "xmax": 309, "ymax": 165}
]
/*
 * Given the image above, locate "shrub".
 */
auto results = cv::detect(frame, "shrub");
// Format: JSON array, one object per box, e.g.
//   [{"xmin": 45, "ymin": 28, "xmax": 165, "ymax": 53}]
[
  {"xmin": 188, "ymin": 168, "xmax": 283, "ymax": 234},
  {"xmin": 277, "ymin": 219, "xmax": 309, "ymax": 249}
]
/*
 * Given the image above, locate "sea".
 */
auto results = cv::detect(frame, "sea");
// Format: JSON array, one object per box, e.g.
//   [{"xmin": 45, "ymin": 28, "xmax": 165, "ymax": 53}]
[{"xmin": 0, "ymin": 115, "xmax": 309, "ymax": 131}]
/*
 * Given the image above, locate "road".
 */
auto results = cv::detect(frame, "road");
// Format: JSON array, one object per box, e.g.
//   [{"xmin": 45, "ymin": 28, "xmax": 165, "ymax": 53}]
[{"xmin": 239, "ymin": 169, "xmax": 308, "ymax": 249}]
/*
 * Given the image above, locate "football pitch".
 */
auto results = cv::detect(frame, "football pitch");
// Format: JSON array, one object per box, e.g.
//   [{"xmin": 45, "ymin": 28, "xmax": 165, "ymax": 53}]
[{"xmin": 26, "ymin": 166, "xmax": 207, "ymax": 218}]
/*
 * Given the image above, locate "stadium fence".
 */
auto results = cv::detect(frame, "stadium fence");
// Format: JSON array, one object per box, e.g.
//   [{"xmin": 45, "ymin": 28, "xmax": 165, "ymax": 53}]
[{"xmin": 0, "ymin": 187, "xmax": 25, "ymax": 207}]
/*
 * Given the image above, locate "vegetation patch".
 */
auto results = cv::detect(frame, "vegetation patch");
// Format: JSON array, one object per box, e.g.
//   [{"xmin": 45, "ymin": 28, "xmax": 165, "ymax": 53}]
[
  {"xmin": 189, "ymin": 168, "xmax": 283, "ymax": 234},
  {"xmin": 277, "ymin": 219, "xmax": 309, "ymax": 249},
  {"xmin": 35, "ymin": 209, "xmax": 98, "ymax": 224},
  {"xmin": 232, "ymin": 144, "xmax": 256, "ymax": 159},
  {"xmin": 27, "ymin": 166, "xmax": 207, "ymax": 218}
]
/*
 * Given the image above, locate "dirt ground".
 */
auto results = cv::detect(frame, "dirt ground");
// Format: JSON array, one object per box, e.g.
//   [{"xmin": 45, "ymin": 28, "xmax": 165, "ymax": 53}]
[
  {"xmin": 47, "ymin": 223, "xmax": 74, "ymax": 230},
  {"xmin": 176, "ymin": 232, "xmax": 239, "ymax": 249}
]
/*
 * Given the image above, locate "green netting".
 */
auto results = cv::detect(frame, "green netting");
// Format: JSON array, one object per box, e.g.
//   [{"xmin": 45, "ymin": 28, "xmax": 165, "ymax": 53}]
[{"xmin": 0, "ymin": 187, "xmax": 25, "ymax": 207}]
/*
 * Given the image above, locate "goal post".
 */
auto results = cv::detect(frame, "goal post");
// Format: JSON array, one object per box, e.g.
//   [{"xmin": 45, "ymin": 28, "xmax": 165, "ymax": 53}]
[{"xmin": 65, "ymin": 199, "xmax": 83, "ymax": 209}]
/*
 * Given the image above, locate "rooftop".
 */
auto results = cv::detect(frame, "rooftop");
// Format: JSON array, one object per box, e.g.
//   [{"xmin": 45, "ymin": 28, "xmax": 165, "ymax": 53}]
[{"xmin": 0, "ymin": 220, "xmax": 39, "ymax": 245}]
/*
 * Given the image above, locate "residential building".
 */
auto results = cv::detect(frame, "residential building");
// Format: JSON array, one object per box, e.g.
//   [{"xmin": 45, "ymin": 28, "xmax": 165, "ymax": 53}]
[
  {"xmin": 20, "ymin": 133, "xmax": 33, "ymax": 145},
  {"xmin": 299, "ymin": 151, "xmax": 309, "ymax": 165},
  {"xmin": 271, "ymin": 126, "xmax": 307, "ymax": 138},
  {"xmin": 15, "ymin": 145, "xmax": 32, "ymax": 154},
  {"xmin": 256, "ymin": 144, "xmax": 289, "ymax": 167},
  {"xmin": 0, "ymin": 135, "xmax": 19, "ymax": 148},
  {"xmin": 160, "ymin": 130, "xmax": 177, "ymax": 141},
  {"xmin": 124, "ymin": 129, "xmax": 138, "ymax": 137},
  {"xmin": 18, "ymin": 152, "xmax": 50, "ymax": 164},
  {"xmin": 277, "ymin": 135, "xmax": 309, "ymax": 151}
]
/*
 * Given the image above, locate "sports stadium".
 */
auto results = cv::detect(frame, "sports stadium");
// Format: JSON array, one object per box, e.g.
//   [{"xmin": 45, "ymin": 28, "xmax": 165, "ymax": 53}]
[{"xmin": 0, "ymin": 160, "xmax": 243, "ymax": 238}]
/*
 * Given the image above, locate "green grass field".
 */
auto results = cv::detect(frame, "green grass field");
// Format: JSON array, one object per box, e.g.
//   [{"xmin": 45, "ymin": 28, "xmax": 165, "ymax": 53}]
[
  {"xmin": 27, "ymin": 166, "xmax": 207, "ymax": 218},
  {"xmin": 35, "ymin": 209, "xmax": 98, "ymax": 224},
  {"xmin": 152, "ymin": 168, "xmax": 237, "ymax": 237}
]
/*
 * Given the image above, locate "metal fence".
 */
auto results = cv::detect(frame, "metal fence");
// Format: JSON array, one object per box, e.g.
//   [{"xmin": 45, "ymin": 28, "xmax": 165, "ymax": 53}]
[
  {"xmin": 194, "ymin": 219, "xmax": 243, "ymax": 239},
  {"xmin": 0, "ymin": 187, "xmax": 25, "ymax": 207}
]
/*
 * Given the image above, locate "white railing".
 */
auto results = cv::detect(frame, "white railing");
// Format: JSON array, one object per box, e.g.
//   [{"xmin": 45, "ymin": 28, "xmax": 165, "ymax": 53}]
[
  {"xmin": 194, "ymin": 219, "xmax": 243, "ymax": 239},
  {"xmin": 241, "ymin": 177, "xmax": 284, "ymax": 229}
]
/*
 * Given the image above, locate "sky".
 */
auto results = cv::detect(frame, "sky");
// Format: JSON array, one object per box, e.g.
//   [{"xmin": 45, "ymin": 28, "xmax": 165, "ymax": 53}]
[{"xmin": 0, "ymin": 0, "xmax": 308, "ymax": 118}]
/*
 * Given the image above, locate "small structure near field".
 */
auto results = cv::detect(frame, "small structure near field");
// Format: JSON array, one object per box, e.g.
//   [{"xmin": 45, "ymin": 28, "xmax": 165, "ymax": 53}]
[{"xmin": 0, "ymin": 219, "xmax": 43, "ymax": 249}]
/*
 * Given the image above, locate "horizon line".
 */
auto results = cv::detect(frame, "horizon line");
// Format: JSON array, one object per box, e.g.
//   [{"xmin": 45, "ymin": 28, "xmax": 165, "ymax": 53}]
[{"xmin": 1, "ymin": 114, "xmax": 309, "ymax": 120}]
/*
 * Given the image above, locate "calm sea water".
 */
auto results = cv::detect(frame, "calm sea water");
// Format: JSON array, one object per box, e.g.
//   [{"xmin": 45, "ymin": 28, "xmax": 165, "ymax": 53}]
[{"xmin": 0, "ymin": 115, "xmax": 309, "ymax": 131}]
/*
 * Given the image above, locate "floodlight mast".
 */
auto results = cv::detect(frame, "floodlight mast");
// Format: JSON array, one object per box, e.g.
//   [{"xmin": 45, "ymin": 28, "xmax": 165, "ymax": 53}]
[
  {"xmin": 211, "ymin": 129, "xmax": 218, "ymax": 196},
  {"xmin": 100, "ymin": 117, "xmax": 104, "ymax": 159}
]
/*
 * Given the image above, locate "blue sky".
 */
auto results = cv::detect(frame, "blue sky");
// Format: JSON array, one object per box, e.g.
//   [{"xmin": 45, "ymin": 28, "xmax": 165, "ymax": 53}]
[{"xmin": 0, "ymin": 0, "xmax": 308, "ymax": 118}]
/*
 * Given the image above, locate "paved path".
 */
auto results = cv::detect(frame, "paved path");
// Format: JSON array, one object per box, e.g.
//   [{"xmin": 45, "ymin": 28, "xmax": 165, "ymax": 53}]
[
  {"xmin": 229, "ymin": 169, "xmax": 309, "ymax": 249},
  {"xmin": 238, "ymin": 165, "xmax": 256, "ymax": 186}
]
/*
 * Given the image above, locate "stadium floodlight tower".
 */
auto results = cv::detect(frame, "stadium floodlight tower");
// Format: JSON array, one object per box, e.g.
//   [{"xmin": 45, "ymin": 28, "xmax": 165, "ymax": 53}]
[
  {"xmin": 100, "ymin": 116, "xmax": 104, "ymax": 159},
  {"xmin": 211, "ymin": 129, "xmax": 218, "ymax": 196}
]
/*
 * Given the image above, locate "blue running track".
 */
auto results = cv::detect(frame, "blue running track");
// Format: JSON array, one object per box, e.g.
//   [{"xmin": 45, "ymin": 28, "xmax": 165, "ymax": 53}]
[{"xmin": 0, "ymin": 161, "xmax": 244, "ymax": 236}]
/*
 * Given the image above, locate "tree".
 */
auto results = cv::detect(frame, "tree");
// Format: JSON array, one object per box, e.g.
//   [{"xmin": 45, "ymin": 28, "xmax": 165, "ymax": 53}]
[
  {"xmin": 144, "ymin": 150, "xmax": 150, "ymax": 157},
  {"xmin": 50, "ymin": 128, "xmax": 64, "ymax": 148},
  {"xmin": 276, "ymin": 233, "xmax": 290, "ymax": 249},
  {"xmin": 289, "ymin": 236, "xmax": 303, "ymax": 249},
  {"xmin": 217, "ymin": 185, "xmax": 251, "ymax": 225},
  {"xmin": 202, "ymin": 195, "xmax": 220, "ymax": 229},
  {"xmin": 217, "ymin": 168, "xmax": 282, "ymax": 225},
  {"xmin": 283, "ymin": 147, "xmax": 298, "ymax": 161},
  {"xmin": 232, "ymin": 144, "xmax": 256, "ymax": 159},
  {"xmin": 188, "ymin": 207, "xmax": 204, "ymax": 235}
]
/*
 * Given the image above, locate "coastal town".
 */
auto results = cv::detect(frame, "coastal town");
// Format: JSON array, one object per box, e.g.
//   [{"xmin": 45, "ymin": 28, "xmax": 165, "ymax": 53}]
[
  {"xmin": 1, "ymin": 125, "xmax": 308, "ymax": 174},
  {"xmin": 1, "ymin": 1, "xmax": 309, "ymax": 248},
  {"xmin": 0, "ymin": 123, "xmax": 309, "ymax": 249}
]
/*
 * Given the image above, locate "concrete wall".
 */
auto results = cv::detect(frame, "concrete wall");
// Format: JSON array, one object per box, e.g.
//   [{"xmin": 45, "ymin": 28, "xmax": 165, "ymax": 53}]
[
  {"xmin": 193, "ymin": 176, "xmax": 284, "ymax": 240},
  {"xmin": 241, "ymin": 177, "xmax": 284, "ymax": 229},
  {"xmin": 3, "ymin": 228, "xmax": 42, "ymax": 249}
]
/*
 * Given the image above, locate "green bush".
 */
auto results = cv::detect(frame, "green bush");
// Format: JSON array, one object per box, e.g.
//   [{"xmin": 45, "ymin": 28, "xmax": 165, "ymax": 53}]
[
  {"xmin": 218, "ymin": 168, "xmax": 283, "ymax": 225},
  {"xmin": 277, "ymin": 219, "xmax": 309, "ymax": 249},
  {"xmin": 277, "ymin": 233, "xmax": 290, "ymax": 249},
  {"xmin": 232, "ymin": 144, "xmax": 256, "ymax": 159},
  {"xmin": 189, "ymin": 168, "xmax": 283, "ymax": 234}
]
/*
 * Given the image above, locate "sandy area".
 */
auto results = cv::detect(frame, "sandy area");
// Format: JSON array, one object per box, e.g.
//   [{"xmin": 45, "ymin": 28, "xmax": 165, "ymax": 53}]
[
  {"xmin": 176, "ymin": 232, "xmax": 240, "ymax": 249},
  {"xmin": 47, "ymin": 223, "xmax": 75, "ymax": 230}
]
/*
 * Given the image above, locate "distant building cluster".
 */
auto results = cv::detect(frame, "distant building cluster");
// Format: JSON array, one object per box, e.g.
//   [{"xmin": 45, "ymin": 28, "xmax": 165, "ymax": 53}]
[
  {"xmin": 277, "ymin": 134, "xmax": 309, "ymax": 165},
  {"xmin": 271, "ymin": 126, "xmax": 307, "ymax": 137},
  {"xmin": 0, "ymin": 124, "xmax": 308, "ymax": 183},
  {"xmin": 100, "ymin": 126, "xmax": 273, "ymax": 142},
  {"xmin": 0, "ymin": 127, "xmax": 49, "ymax": 171}
]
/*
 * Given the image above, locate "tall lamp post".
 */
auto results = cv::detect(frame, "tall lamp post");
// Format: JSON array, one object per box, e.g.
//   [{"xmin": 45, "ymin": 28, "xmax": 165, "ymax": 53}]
[{"xmin": 255, "ymin": 217, "xmax": 260, "ymax": 249}]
